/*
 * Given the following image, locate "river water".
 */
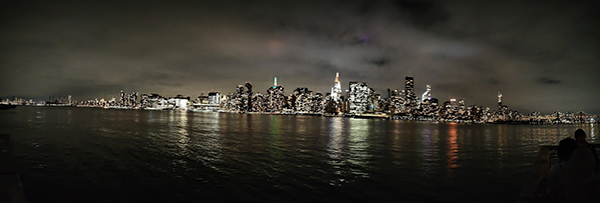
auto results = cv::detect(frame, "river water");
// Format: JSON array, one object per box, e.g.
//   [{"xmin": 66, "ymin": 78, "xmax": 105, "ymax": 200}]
[{"xmin": 0, "ymin": 106, "xmax": 598, "ymax": 202}]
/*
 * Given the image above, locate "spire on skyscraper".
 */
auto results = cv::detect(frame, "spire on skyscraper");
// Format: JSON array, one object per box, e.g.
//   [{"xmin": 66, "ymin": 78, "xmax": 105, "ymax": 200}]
[
  {"xmin": 335, "ymin": 72, "xmax": 339, "ymax": 83},
  {"xmin": 331, "ymin": 72, "xmax": 342, "ymax": 101}
]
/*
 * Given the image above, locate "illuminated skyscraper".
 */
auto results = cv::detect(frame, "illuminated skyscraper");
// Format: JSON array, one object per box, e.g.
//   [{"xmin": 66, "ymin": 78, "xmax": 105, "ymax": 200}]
[
  {"xmin": 228, "ymin": 85, "xmax": 247, "ymax": 111},
  {"xmin": 208, "ymin": 92, "xmax": 221, "ymax": 104},
  {"xmin": 293, "ymin": 87, "xmax": 312, "ymax": 112},
  {"xmin": 391, "ymin": 89, "xmax": 400, "ymax": 98},
  {"xmin": 266, "ymin": 81, "xmax": 285, "ymax": 112},
  {"xmin": 244, "ymin": 82, "xmax": 253, "ymax": 111},
  {"xmin": 421, "ymin": 84, "xmax": 431, "ymax": 103},
  {"xmin": 348, "ymin": 81, "xmax": 372, "ymax": 114},
  {"xmin": 119, "ymin": 90, "xmax": 125, "ymax": 106},
  {"xmin": 405, "ymin": 76, "xmax": 416, "ymax": 110},
  {"xmin": 140, "ymin": 94, "xmax": 149, "ymax": 108},
  {"xmin": 171, "ymin": 95, "xmax": 190, "ymax": 111},
  {"xmin": 459, "ymin": 98, "xmax": 465, "ymax": 111},
  {"xmin": 498, "ymin": 91, "xmax": 502, "ymax": 109},
  {"xmin": 130, "ymin": 91, "xmax": 138, "ymax": 107},
  {"xmin": 311, "ymin": 92, "xmax": 324, "ymax": 113},
  {"xmin": 450, "ymin": 98, "xmax": 458, "ymax": 109},
  {"xmin": 330, "ymin": 72, "xmax": 342, "ymax": 102}
]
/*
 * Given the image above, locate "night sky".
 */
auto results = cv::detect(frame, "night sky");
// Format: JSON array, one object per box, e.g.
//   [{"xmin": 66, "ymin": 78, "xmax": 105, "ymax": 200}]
[{"xmin": 1, "ymin": 0, "xmax": 599, "ymax": 114}]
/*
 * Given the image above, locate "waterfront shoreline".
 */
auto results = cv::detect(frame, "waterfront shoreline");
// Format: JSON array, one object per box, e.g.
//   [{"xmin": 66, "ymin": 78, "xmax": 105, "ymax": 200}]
[{"xmin": 9, "ymin": 105, "xmax": 600, "ymax": 125}]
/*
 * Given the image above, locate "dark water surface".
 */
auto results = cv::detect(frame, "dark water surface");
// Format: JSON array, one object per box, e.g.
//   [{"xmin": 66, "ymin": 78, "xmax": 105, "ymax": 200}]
[{"xmin": 1, "ymin": 106, "xmax": 598, "ymax": 202}]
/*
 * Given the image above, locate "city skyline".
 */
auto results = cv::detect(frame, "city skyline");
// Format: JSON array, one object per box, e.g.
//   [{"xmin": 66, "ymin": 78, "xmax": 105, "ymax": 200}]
[
  {"xmin": 20, "ymin": 73, "xmax": 595, "ymax": 119},
  {"xmin": 1, "ymin": 1, "xmax": 599, "ymax": 114},
  {"xmin": 5, "ymin": 72, "xmax": 599, "ymax": 115},
  {"xmin": 18, "ymin": 72, "xmax": 594, "ymax": 125}
]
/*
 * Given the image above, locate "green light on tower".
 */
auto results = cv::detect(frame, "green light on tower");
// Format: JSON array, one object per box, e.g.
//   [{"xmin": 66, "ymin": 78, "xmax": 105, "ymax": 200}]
[{"xmin": 274, "ymin": 77, "xmax": 277, "ymax": 88}]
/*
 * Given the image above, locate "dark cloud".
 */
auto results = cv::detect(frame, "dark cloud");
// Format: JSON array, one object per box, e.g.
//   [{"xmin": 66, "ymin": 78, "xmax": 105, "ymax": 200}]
[
  {"xmin": 539, "ymin": 77, "xmax": 561, "ymax": 85},
  {"xmin": 392, "ymin": 0, "xmax": 450, "ymax": 27},
  {"xmin": 314, "ymin": 60, "xmax": 365, "ymax": 81},
  {"xmin": 489, "ymin": 78, "xmax": 500, "ymax": 85},
  {"xmin": 1, "ymin": 0, "xmax": 599, "ymax": 113},
  {"xmin": 366, "ymin": 57, "xmax": 391, "ymax": 67},
  {"xmin": 357, "ymin": 0, "xmax": 377, "ymax": 15}
]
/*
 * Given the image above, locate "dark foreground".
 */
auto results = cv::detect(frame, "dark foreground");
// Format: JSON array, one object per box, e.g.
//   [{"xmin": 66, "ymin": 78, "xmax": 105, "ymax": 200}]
[{"xmin": 0, "ymin": 134, "xmax": 27, "ymax": 203}]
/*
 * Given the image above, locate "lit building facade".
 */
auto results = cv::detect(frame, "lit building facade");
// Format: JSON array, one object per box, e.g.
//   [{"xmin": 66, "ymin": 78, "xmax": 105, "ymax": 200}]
[
  {"xmin": 293, "ymin": 87, "xmax": 311, "ymax": 113},
  {"xmin": 118, "ymin": 90, "xmax": 138, "ymax": 108},
  {"xmin": 421, "ymin": 84, "xmax": 431, "ymax": 103},
  {"xmin": 266, "ymin": 84, "xmax": 286, "ymax": 112},
  {"xmin": 146, "ymin": 94, "xmax": 171, "ymax": 110},
  {"xmin": 348, "ymin": 81, "xmax": 372, "ymax": 114},
  {"xmin": 311, "ymin": 92, "xmax": 324, "ymax": 113},
  {"xmin": 170, "ymin": 95, "xmax": 190, "ymax": 111},
  {"xmin": 404, "ymin": 76, "xmax": 417, "ymax": 111},
  {"xmin": 208, "ymin": 92, "xmax": 221, "ymax": 105},
  {"xmin": 140, "ymin": 94, "xmax": 149, "ymax": 108},
  {"xmin": 250, "ymin": 93, "xmax": 267, "ymax": 112},
  {"xmin": 389, "ymin": 89, "xmax": 405, "ymax": 113},
  {"xmin": 330, "ymin": 72, "xmax": 342, "ymax": 102},
  {"xmin": 119, "ymin": 90, "xmax": 126, "ymax": 106}
]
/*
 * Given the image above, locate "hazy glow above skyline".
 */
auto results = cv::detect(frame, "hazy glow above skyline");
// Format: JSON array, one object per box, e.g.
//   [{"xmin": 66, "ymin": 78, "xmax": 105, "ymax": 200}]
[{"xmin": 1, "ymin": 0, "xmax": 599, "ymax": 113}]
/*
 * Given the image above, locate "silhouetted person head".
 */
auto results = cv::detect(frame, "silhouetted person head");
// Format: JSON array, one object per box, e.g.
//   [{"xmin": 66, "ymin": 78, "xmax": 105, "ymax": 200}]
[
  {"xmin": 568, "ymin": 147, "xmax": 595, "ymax": 182},
  {"xmin": 557, "ymin": 137, "xmax": 578, "ymax": 162},
  {"xmin": 565, "ymin": 147, "xmax": 596, "ymax": 202},
  {"xmin": 574, "ymin": 129, "xmax": 587, "ymax": 146}
]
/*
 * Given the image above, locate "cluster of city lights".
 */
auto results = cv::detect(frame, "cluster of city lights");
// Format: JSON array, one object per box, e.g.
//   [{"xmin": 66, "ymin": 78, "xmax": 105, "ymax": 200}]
[{"xmin": 2, "ymin": 73, "xmax": 597, "ymax": 124}]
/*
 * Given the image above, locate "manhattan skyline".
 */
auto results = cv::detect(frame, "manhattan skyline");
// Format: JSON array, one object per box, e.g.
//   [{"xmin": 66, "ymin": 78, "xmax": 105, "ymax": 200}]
[{"xmin": 1, "ymin": 1, "xmax": 599, "ymax": 114}]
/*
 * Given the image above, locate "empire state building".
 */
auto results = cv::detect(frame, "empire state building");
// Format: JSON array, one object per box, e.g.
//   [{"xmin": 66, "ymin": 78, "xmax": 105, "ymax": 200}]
[{"xmin": 330, "ymin": 72, "xmax": 342, "ymax": 101}]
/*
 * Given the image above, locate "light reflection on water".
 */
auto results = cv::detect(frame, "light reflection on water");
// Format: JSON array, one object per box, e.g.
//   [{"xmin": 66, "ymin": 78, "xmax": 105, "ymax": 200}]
[
  {"xmin": 197, "ymin": 112, "xmax": 222, "ymax": 169},
  {"xmin": 347, "ymin": 118, "xmax": 370, "ymax": 178},
  {"xmin": 447, "ymin": 123, "xmax": 459, "ymax": 174},
  {"xmin": 420, "ymin": 123, "xmax": 439, "ymax": 177},
  {"xmin": 326, "ymin": 117, "xmax": 345, "ymax": 177},
  {"xmin": 1, "ymin": 106, "xmax": 599, "ymax": 202},
  {"xmin": 267, "ymin": 116, "xmax": 284, "ymax": 175}
]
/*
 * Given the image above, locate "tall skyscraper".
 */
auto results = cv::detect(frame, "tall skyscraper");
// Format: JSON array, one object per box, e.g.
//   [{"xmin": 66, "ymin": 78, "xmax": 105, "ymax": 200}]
[
  {"xmin": 330, "ymin": 72, "xmax": 342, "ymax": 101},
  {"xmin": 497, "ymin": 91, "xmax": 502, "ymax": 108},
  {"xmin": 421, "ymin": 84, "xmax": 431, "ymax": 103},
  {"xmin": 450, "ymin": 98, "xmax": 458, "ymax": 109},
  {"xmin": 119, "ymin": 90, "xmax": 125, "ymax": 106},
  {"xmin": 130, "ymin": 91, "xmax": 138, "ymax": 107},
  {"xmin": 140, "ymin": 94, "xmax": 149, "ymax": 108},
  {"xmin": 266, "ymin": 79, "xmax": 285, "ymax": 112},
  {"xmin": 405, "ymin": 76, "xmax": 416, "ymax": 110},
  {"xmin": 293, "ymin": 87, "xmax": 312, "ymax": 113},
  {"xmin": 208, "ymin": 92, "xmax": 221, "ymax": 104},
  {"xmin": 348, "ymin": 81, "xmax": 372, "ymax": 114},
  {"xmin": 459, "ymin": 98, "xmax": 465, "ymax": 111}
]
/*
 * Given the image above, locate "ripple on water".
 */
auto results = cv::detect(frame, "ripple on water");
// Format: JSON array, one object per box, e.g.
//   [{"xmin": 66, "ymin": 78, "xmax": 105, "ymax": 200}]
[{"xmin": 4, "ymin": 107, "xmax": 598, "ymax": 202}]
